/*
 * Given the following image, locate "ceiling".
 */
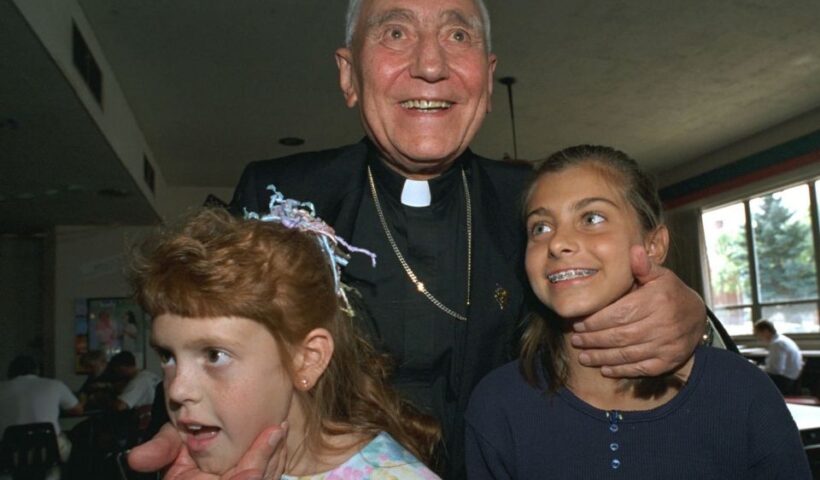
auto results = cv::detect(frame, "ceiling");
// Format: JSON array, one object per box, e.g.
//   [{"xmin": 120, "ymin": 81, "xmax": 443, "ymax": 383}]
[{"xmin": 2, "ymin": 0, "xmax": 820, "ymax": 234}]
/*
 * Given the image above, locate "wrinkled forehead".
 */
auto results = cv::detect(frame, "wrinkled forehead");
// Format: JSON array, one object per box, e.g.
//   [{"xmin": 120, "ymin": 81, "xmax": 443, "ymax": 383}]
[
  {"xmin": 367, "ymin": 6, "xmax": 478, "ymax": 30},
  {"xmin": 350, "ymin": 0, "xmax": 490, "ymax": 49}
]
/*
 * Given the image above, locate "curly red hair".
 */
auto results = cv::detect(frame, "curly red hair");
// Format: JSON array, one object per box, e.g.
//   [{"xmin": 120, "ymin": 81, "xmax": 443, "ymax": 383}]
[{"xmin": 129, "ymin": 208, "xmax": 440, "ymax": 464}]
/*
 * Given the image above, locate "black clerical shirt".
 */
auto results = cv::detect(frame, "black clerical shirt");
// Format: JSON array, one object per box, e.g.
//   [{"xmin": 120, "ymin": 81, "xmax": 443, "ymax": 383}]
[
  {"xmin": 228, "ymin": 137, "xmax": 533, "ymax": 479},
  {"xmin": 343, "ymin": 143, "xmax": 472, "ymax": 458}
]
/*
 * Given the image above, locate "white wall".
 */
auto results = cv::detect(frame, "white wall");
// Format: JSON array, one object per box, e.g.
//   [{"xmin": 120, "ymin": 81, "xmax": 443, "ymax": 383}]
[{"xmin": 52, "ymin": 225, "xmax": 160, "ymax": 390}]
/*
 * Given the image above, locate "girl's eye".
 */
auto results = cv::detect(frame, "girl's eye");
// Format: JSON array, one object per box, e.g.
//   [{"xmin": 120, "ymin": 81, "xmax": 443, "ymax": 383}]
[
  {"xmin": 530, "ymin": 222, "xmax": 553, "ymax": 237},
  {"xmin": 583, "ymin": 212, "xmax": 606, "ymax": 225},
  {"xmin": 206, "ymin": 349, "xmax": 231, "ymax": 366}
]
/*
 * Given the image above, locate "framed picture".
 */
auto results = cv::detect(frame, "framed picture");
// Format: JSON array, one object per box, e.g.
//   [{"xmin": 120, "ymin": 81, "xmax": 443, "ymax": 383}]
[{"xmin": 74, "ymin": 297, "xmax": 147, "ymax": 372}]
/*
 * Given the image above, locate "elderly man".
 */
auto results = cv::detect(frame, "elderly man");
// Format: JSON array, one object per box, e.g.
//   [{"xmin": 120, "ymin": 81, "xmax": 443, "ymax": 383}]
[{"xmin": 130, "ymin": 1, "xmax": 715, "ymax": 478}]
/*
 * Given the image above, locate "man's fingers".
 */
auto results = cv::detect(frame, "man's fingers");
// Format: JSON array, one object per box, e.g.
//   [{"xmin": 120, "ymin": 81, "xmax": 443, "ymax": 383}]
[
  {"xmin": 263, "ymin": 438, "xmax": 287, "ymax": 480},
  {"xmin": 598, "ymin": 359, "xmax": 667, "ymax": 379},
  {"xmin": 576, "ymin": 343, "xmax": 655, "ymax": 369},
  {"xmin": 572, "ymin": 244, "xmax": 705, "ymax": 378},
  {"xmin": 162, "ymin": 446, "xmax": 206, "ymax": 480},
  {"xmin": 571, "ymin": 322, "xmax": 650, "ymax": 349},
  {"xmin": 574, "ymin": 301, "xmax": 638, "ymax": 333},
  {"xmin": 128, "ymin": 423, "xmax": 182, "ymax": 472},
  {"xmin": 230, "ymin": 423, "xmax": 288, "ymax": 480}
]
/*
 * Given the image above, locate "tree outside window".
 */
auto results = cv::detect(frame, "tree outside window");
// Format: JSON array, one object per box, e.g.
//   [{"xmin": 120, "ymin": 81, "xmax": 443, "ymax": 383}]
[{"xmin": 702, "ymin": 182, "xmax": 819, "ymax": 336}]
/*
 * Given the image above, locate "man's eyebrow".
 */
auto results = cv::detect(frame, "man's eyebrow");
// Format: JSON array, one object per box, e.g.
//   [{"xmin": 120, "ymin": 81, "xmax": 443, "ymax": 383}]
[
  {"xmin": 441, "ymin": 9, "xmax": 482, "ymax": 32},
  {"xmin": 365, "ymin": 9, "xmax": 416, "ymax": 30},
  {"xmin": 364, "ymin": 9, "xmax": 483, "ymax": 34}
]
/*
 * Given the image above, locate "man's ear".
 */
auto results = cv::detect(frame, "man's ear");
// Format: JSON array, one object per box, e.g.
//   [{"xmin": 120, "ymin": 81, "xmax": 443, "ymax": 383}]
[
  {"xmin": 486, "ymin": 53, "xmax": 497, "ymax": 113},
  {"xmin": 291, "ymin": 328, "xmax": 334, "ymax": 391},
  {"xmin": 335, "ymin": 48, "xmax": 358, "ymax": 108},
  {"xmin": 644, "ymin": 225, "xmax": 670, "ymax": 265}
]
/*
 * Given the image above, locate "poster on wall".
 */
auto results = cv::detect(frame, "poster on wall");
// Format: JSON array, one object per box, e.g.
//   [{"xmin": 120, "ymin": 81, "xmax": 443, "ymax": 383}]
[{"xmin": 74, "ymin": 297, "xmax": 147, "ymax": 372}]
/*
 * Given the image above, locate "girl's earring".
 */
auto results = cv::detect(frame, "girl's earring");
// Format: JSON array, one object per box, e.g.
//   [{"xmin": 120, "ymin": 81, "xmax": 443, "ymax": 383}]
[{"xmin": 300, "ymin": 378, "xmax": 310, "ymax": 390}]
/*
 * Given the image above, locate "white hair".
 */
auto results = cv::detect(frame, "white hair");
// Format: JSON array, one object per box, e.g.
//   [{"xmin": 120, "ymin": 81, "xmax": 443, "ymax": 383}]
[{"xmin": 344, "ymin": 0, "xmax": 492, "ymax": 52}]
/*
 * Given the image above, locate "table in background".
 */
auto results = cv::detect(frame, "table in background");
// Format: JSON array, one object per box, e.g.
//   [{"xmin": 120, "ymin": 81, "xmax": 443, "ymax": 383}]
[{"xmin": 739, "ymin": 347, "xmax": 820, "ymax": 398}]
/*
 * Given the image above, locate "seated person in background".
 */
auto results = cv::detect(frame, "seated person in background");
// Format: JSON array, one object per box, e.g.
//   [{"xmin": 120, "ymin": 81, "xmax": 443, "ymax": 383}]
[
  {"xmin": 0, "ymin": 354, "xmax": 83, "ymax": 462},
  {"xmin": 109, "ymin": 351, "xmax": 161, "ymax": 411},
  {"xmin": 128, "ymin": 197, "xmax": 440, "ymax": 478},
  {"xmin": 76, "ymin": 349, "xmax": 116, "ymax": 410},
  {"xmin": 465, "ymin": 145, "xmax": 809, "ymax": 479},
  {"xmin": 753, "ymin": 319, "xmax": 803, "ymax": 395}
]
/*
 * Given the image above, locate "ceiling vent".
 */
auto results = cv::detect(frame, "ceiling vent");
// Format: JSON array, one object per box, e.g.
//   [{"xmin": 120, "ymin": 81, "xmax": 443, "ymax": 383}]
[{"xmin": 72, "ymin": 22, "xmax": 103, "ymax": 106}]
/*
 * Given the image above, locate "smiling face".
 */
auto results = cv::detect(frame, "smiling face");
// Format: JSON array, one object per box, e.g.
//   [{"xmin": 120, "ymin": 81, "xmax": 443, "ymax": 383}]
[
  {"xmin": 151, "ymin": 314, "xmax": 299, "ymax": 475},
  {"xmin": 525, "ymin": 164, "xmax": 668, "ymax": 320},
  {"xmin": 336, "ymin": 0, "xmax": 496, "ymax": 179}
]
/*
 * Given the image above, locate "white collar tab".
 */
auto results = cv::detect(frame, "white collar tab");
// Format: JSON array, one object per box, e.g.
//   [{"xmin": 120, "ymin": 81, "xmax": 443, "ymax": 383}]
[{"xmin": 400, "ymin": 179, "xmax": 431, "ymax": 207}]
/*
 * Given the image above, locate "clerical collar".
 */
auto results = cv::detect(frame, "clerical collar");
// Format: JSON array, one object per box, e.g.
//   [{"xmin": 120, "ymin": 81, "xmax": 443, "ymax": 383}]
[
  {"xmin": 364, "ymin": 138, "xmax": 469, "ymax": 207},
  {"xmin": 401, "ymin": 179, "xmax": 431, "ymax": 207}
]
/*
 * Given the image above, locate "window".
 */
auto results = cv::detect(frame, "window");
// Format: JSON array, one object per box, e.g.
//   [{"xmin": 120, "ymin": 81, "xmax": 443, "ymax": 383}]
[{"xmin": 701, "ymin": 180, "xmax": 820, "ymax": 336}]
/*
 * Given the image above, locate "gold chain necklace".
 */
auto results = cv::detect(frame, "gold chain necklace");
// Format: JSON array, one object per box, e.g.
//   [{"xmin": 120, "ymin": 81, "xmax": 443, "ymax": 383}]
[{"xmin": 367, "ymin": 165, "xmax": 471, "ymax": 322}]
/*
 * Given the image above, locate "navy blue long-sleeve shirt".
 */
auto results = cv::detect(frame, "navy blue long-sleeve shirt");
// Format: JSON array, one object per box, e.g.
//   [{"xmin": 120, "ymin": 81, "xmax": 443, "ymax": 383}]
[{"xmin": 465, "ymin": 346, "xmax": 810, "ymax": 479}]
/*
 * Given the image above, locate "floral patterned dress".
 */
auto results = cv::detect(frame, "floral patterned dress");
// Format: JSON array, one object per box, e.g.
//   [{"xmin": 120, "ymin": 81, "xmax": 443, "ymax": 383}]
[{"xmin": 282, "ymin": 432, "xmax": 440, "ymax": 480}]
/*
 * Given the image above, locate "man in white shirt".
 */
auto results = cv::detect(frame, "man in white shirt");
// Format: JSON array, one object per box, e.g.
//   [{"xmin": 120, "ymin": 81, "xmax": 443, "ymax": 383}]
[
  {"xmin": 108, "ymin": 351, "xmax": 161, "ymax": 411},
  {"xmin": 754, "ymin": 319, "xmax": 804, "ymax": 395},
  {"xmin": 0, "ymin": 355, "xmax": 83, "ymax": 461}
]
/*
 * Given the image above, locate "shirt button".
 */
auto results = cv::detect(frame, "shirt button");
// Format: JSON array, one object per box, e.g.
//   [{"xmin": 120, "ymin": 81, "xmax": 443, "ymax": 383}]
[
  {"xmin": 611, "ymin": 459, "xmax": 621, "ymax": 469},
  {"xmin": 610, "ymin": 442, "xmax": 619, "ymax": 451},
  {"xmin": 609, "ymin": 424, "xmax": 619, "ymax": 433}
]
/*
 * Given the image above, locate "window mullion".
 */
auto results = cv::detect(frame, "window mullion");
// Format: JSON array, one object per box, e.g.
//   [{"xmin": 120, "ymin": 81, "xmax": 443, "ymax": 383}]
[
  {"xmin": 809, "ymin": 181, "xmax": 820, "ymax": 324},
  {"xmin": 744, "ymin": 200, "xmax": 761, "ymax": 322}
]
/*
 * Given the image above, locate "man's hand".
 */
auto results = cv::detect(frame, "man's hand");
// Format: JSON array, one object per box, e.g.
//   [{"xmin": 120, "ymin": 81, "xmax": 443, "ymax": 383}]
[
  {"xmin": 570, "ymin": 245, "xmax": 705, "ymax": 378},
  {"xmin": 128, "ymin": 422, "xmax": 288, "ymax": 480},
  {"xmin": 128, "ymin": 423, "xmax": 182, "ymax": 473}
]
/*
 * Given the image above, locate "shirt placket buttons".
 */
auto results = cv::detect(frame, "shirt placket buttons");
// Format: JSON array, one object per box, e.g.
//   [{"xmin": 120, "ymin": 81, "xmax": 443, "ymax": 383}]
[{"xmin": 607, "ymin": 411, "xmax": 623, "ymax": 470}]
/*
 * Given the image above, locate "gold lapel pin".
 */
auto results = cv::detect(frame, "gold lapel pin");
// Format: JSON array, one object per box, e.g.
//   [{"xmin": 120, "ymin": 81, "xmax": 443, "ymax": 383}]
[{"xmin": 494, "ymin": 285, "xmax": 509, "ymax": 310}]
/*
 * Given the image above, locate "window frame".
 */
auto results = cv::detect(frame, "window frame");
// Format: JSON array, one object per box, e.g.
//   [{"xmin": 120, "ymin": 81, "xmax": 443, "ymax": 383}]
[{"xmin": 701, "ymin": 178, "xmax": 820, "ymax": 338}]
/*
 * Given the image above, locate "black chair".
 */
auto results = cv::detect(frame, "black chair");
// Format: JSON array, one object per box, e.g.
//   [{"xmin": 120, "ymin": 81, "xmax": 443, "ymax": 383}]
[
  {"xmin": 64, "ymin": 407, "xmax": 157, "ymax": 480},
  {"xmin": 707, "ymin": 308, "xmax": 739, "ymax": 353},
  {"xmin": 804, "ymin": 443, "xmax": 820, "ymax": 480},
  {"xmin": 0, "ymin": 422, "xmax": 61, "ymax": 480}
]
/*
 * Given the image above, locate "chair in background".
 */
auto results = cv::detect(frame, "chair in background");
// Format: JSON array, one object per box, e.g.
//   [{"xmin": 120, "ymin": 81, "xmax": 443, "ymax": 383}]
[
  {"xmin": 0, "ymin": 422, "xmax": 61, "ymax": 480},
  {"xmin": 805, "ymin": 444, "xmax": 820, "ymax": 479}
]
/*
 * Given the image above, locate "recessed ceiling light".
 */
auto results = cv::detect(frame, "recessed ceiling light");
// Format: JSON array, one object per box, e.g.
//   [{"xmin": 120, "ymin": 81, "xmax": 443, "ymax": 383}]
[{"xmin": 278, "ymin": 137, "xmax": 305, "ymax": 146}]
